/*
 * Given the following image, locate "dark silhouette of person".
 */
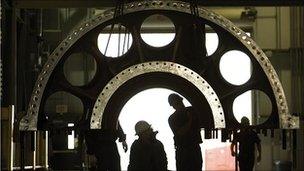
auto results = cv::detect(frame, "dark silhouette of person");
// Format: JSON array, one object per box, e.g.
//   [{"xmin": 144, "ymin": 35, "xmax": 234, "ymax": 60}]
[
  {"xmin": 168, "ymin": 93, "xmax": 203, "ymax": 171},
  {"xmin": 230, "ymin": 117, "xmax": 262, "ymax": 171},
  {"xmin": 128, "ymin": 121, "xmax": 167, "ymax": 171},
  {"xmin": 85, "ymin": 122, "xmax": 128, "ymax": 171}
]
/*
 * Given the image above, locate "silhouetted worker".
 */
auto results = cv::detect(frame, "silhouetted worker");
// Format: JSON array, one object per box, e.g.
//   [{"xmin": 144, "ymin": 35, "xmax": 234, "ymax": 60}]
[
  {"xmin": 230, "ymin": 117, "xmax": 262, "ymax": 171},
  {"xmin": 85, "ymin": 122, "xmax": 128, "ymax": 171},
  {"xmin": 128, "ymin": 120, "xmax": 167, "ymax": 171},
  {"xmin": 168, "ymin": 93, "xmax": 203, "ymax": 171}
]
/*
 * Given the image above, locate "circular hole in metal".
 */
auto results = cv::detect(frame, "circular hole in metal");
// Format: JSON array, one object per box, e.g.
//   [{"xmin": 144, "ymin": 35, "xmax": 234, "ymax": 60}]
[
  {"xmin": 44, "ymin": 91, "xmax": 84, "ymax": 122},
  {"xmin": 233, "ymin": 90, "xmax": 272, "ymax": 125},
  {"xmin": 219, "ymin": 50, "xmax": 252, "ymax": 85},
  {"xmin": 205, "ymin": 25, "xmax": 219, "ymax": 56},
  {"xmin": 97, "ymin": 24, "xmax": 133, "ymax": 58},
  {"xmin": 33, "ymin": 96, "xmax": 38, "ymax": 101},
  {"xmin": 140, "ymin": 14, "xmax": 175, "ymax": 47},
  {"xmin": 64, "ymin": 52, "xmax": 97, "ymax": 86}
]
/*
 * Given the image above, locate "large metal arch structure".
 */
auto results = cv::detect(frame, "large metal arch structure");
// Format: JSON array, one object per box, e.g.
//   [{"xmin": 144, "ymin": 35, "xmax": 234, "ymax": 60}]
[
  {"xmin": 90, "ymin": 61, "xmax": 225, "ymax": 129},
  {"xmin": 20, "ymin": 0, "xmax": 299, "ymax": 131}
]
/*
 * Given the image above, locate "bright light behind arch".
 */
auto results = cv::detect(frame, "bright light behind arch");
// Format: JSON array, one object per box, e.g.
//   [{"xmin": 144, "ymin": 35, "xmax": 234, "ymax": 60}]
[
  {"xmin": 98, "ymin": 32, "xmax": 252, "ymax": 170},
  {"xmin": 118, "ymin": 88, "xmax": 190, "ymax": 170},
  {"xmin": 141, "ymin": 33, "xmax": 175, "ymax": 47},
  {"xmin": 206, "ymin": 33, "xmax": 219, "ymax": 56},
  {"xmin": 97, "ymin": 33, "xmax": 132, "ymax": 57}
]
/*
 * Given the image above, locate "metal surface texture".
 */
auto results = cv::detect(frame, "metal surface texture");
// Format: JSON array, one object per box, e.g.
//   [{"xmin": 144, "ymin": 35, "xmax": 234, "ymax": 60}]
[
  {"xmin": 90, "ymin": 61, "xmax": 225, "ymax": 129},
  {"xmin": 13, "ymin": 0, "xmax": 304, "ymax": 8},
  {"xmin": 20, "ymin": 0, "xmax": 299, "ymax": 131}
]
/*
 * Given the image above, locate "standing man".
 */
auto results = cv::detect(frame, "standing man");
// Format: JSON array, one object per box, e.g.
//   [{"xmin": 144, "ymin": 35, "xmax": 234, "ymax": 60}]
[
  {"xmin": 85, "ymin": 122, "xmax": 128, "ymax": 171},
  {"xmin": 128, "ymin": 120, "xmax": 167, "ymax": 171},
  {"xmin": 168, "ymin": 93, "xmax": 203, "ymax": 171},
  {"xmin": 230, "ymin": 116, "xmax": 262, "ymax": 171}
]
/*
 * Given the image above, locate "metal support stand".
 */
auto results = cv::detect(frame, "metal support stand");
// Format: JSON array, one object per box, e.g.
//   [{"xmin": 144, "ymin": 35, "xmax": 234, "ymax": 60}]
[
  {"xmin": 45, "ymin": 131, "xmax": 49, "ymax": 169},
  {"xmin": 20, "ymin": 131, "xmax": 25, "ymax": 171},
  {"xmin": 9, "ymin": 106, "xmax": 15, "ymax": 171}
]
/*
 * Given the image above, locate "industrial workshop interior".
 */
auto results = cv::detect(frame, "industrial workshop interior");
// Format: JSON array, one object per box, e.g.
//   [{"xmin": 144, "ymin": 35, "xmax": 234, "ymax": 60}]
[{"xmin": 1, "ymin": 0, "xmax": 303, "ymax": 170}]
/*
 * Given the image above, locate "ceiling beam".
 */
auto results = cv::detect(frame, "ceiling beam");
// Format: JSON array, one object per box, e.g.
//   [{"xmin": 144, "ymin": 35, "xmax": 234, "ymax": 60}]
[{"xmin": 13, "ymin": 0, "xmax": 304, "ymax": 8}]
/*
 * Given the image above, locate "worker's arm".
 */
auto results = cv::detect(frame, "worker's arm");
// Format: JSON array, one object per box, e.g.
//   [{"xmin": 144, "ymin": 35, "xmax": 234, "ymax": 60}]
[
  {"xmin": 117, "ymin": 122, "xmax": 128, "ymax": 152},
  {"xmin": 254, "ymin": 132, "xmax": 261, "ymax": 162},
  {"xmin": 128, "ymin": 142, "xmax": 139, "ymax": 171},
  {"xmin": 230, "ymin": 133, "xmax": 238, "ymax": 157},
  {"xmin": 256, "ymin": 142, "xmax": 262, "ymax": 162},
  {"xmin": 230, "ymin": 141, "xmax": 236, "ymax": 157}
]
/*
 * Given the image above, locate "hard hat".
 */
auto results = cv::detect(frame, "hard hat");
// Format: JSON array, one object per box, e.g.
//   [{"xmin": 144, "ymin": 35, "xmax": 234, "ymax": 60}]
[
  {"xmin": 168, "ymin": 93, "xmax": 183, "ymax": 106},
  {"xmin": 135, "ymin": 121, "xmax": 151, "ymax": 135},
  {"xmin": 241, "ymin": 116, "xmax": 250, "ymax": 126}
]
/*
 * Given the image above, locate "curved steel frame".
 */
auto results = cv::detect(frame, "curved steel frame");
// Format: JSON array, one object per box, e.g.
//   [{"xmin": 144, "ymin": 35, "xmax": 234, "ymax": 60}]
[
  {"xmin": 20, "ymin": 0, "xmax": 299, "ymax": 130},
  {"xmin": 90, "ymin": 61, "xmax": 225, "ymax": 129}
]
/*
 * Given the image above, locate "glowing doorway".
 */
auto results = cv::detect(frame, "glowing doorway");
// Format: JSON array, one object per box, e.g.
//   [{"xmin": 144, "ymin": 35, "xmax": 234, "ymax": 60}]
[{"xmin": 118, "ymin": 88, "xmax": 190, "ymax": 170}]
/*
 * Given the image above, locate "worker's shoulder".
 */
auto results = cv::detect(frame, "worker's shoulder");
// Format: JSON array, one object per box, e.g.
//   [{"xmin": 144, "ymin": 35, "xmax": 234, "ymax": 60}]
[
  {"xmin": 185, "ymin": 106, "xmax": 195, "ymax": 111},
  {"xmin": 168, "ymin": 111, "xmax": 176, "ymax": 120},
  {"xmin": 154, "ymin": 139, "xmax": 165, "ymax": 148}
]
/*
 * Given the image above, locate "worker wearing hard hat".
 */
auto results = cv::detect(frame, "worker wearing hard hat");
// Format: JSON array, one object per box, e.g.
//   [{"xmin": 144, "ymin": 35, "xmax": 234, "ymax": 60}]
[{"xmin": 128, "ymin": 121, "xmax": 167, "ymax": 171}]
